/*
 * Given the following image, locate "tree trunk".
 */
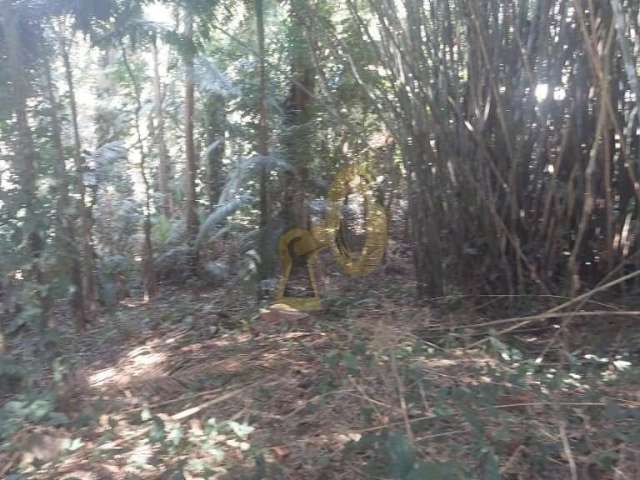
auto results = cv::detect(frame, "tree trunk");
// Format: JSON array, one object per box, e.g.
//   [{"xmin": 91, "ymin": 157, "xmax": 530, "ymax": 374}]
[
  {"xmin": 184, "ymin": 10, "xmax": 200, "ymax": 262},
  {"xmin": 152, "ymin": 37, "xmax": 172, "ymax": 218},
  {"xmin": 44, "ymin": 58, "xmax": 87, "ymax": 330},
  {"xmin": 60, "ymin": 29, "xmax": 98, "ymax": 322},
  {"xmin": 205, "ymin": 93, "xmax": 226, "ymax": 208},
  {"xmin": 2, "ymin": 5, "xmax": 49, "ymax": 330},
  {"xmin": 121, "ymin": 44, "xmax": 156, "ymax": 301},
  {"xmin": 401, "ymin": 135, "xmax": 445, "ymax": 299},
  {"xmin": 281, "ymin": 0, "xmax": 314, "ymax": 230},
  {"xmin": 255, "ymin": 0, "xmax": 274, "ymax": 285}
]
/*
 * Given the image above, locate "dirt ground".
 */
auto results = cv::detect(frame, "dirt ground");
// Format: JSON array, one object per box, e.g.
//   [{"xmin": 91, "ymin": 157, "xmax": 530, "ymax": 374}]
[{"xmin": 3, "ymin": 266, "xmax": 640, "ymax": 479}]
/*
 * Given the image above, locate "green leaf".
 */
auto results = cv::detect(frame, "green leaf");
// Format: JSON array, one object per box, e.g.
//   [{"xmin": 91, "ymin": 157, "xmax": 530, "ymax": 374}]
[
  {"xmin": 65, "ymin": 437, "xmax": 85, "ymax": 452},
  {"xmin": 149, "ymin": 417, "xmax": 166, "ymax": 443},
  {"xmin": 141, "ymin": 408, "xmax": 152, "ymax": 422},
  {"xmin": 204, "ymin": 444, "xmax": 225, "ymax": 462},
  {"xmin": 353, "ymin": 340, "xmax": 368, "ymax": 356},
  {"xmin": 227, "ymin": 421, "xmax": 254, "ymax": 439},
  {"xmin": 48, "ymin": 412, "xmax": 70, "ymax": 426},
  {"xmin": 342, "ymin": 352, "xmax": 359, "ymax": 374},
  {"xmin": 386, "ymin": 432, "xmax": 415, "ymax": 479},
  {"xmin": 28, "ymin": 399, "xmax": 54, "ymax": 421},
  {"xmin": 168, "ymin": 425, "xmax": 183, "ymax": 447},
  {"xmin": 188, "ymin": 458, "xmax": 207, "ymax": 472},
  {"xmin": 482, "ymin": 450, "xmax": 500, "ymax": 480},
  {"xmin": 595, "ymin": 450, "xmax": 619, "ymax": 469}
]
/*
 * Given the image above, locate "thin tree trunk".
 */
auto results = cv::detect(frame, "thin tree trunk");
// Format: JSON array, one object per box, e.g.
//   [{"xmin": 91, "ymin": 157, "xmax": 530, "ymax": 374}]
[
  {"xmin": 184, "ymin": 10, "xmax": 200, "ymax": 264},
  {"xmin": 44, "ymin": 58, "xmax": 87, "ymax": 330},
  {"xmin": 256, "ymin": 0, "xmax": 274, "ymax": 285},
  {"xmin": 152, "ymin": 37, "xmax": 172, "ymax": 218},
  {"xmin": 60, "ymin": 28, "xmax": 98, "ymax": 322},
  {"xmin": 121, "ymin": 44, "xmax": 156, "ymax": 300},
  {"xmin": 205, "ymin": 93, "xmax": 226, "ymax": 208}
]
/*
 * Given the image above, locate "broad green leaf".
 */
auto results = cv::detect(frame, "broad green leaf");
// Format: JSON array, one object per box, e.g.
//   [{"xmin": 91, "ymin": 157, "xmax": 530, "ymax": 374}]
[{"xmin": 228, "ymin": 421, "xmax": 254, "ymax": 439}]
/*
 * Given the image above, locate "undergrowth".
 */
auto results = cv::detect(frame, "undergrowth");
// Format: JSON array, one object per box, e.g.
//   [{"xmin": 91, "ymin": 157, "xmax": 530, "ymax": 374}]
[{"xmin": 1, "ymin": 284, "xmax": 640, "ymax": 479}]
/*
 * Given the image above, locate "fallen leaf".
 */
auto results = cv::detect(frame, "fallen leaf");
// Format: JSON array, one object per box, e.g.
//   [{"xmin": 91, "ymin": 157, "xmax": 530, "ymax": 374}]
[{"xmin": 272, "ymin": 445, "xmax": 290, "ymax": 461}]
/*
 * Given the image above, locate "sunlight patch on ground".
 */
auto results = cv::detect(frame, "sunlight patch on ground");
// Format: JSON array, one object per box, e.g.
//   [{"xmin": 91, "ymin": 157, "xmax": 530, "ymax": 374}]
[
  {"xmin": 417, "ymin": 352, "xmax": 498, "ymax": 372},
  {"xmin": 127, "ymin": 346, "xmax": 167, "ymax": 368},
  {"xmin": 88, "ymin": 344, "xmax": 168, "ymax": 388},
  {"xmin": 89, "ymin": 367, "xmax": 118, "ymax": 387}
]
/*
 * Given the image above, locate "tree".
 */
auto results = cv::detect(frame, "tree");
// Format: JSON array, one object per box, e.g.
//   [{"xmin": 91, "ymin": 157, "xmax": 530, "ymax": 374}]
[
  {"xmin": 44, "ymin": 54, "xmax": 87, "ymax": 330},
  {"xmin": 58, "ymin": 22, "xmax": 99, "ymax": 319},
  {"xmin": 281, "ymin": 0, "xmax": 315, "ymax": 231},
  {"xmin": 204, "ymin": 92, "xmax": 226, "ymax": 209},
  {"xmin": 255, "ymin": 0, "xmax": 273, "ymax": 286},
  {"xmin": 152, "ymin": 34, "xmax": 173, "ymax": 219},
  {"xmin": 120, "ymin": 42, "xmax": 157, "ymax": 300},
  {"xmin": 184, "ymin": 8, "xmax": 200, "ymax": 262},
  {"xmin": 1, "ymin": 2, "xmax": 49, "ymax": 329}
]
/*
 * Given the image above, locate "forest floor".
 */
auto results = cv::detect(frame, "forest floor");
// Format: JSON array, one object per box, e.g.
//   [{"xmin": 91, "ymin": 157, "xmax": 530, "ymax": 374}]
[{"xmin": 2, "ymin": 263, "xmax": 640, "ymax": 479}]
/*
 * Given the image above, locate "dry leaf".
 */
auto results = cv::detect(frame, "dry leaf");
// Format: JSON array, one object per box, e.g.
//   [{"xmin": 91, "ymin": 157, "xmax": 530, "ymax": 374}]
[{"xmin": 272, "ymin": 445, "xmax": 290, "ymax": 461}]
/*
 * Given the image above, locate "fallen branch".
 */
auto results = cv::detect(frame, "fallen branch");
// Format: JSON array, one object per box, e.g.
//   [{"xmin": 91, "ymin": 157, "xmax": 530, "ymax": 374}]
[
  {"xmin": 264, "ymin": 401, "xmax": 610, "ymax": 453},
  {"xmin": 459, "ymin": 310, "xmax": 640, "ymax": 331},
  {"xmin": 348, "ymin": 401, "xmax": 608, "ymax": 435},
  {"xmin": 500, "ymin": 444, "xmax": 526, "ymax": 475},
  {"xmin": 118, "ymin": 384, "xmax": 233, "ymax": 417},
  {"xmin": 459, "ymin": 270, "xmax": 640, "ymax": 347},
  {"xmin": 391, "ymin": 351, "xmax": 414, "ymax": 444},
  {"xmin": 559, "ymin": 419, "xmax": 578, "ymax": 480},
  {"xmin": 170, "ymin": 378, "xmax": 285, "ymax": 421}
]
